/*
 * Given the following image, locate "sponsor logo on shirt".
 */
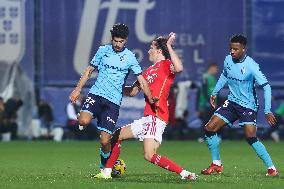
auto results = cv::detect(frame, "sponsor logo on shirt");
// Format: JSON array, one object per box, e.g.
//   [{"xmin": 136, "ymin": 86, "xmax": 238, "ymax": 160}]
[
  {"xmin": 146, "ymin": 73, "xmax": 158, "ymax": 83},
  {"xmin": 120, "ymin": 54, "xmax": 126, "ymax": 62},
  {"xmin": 103, "ymin": 64, "xmax": 125, "ymax": 71}
]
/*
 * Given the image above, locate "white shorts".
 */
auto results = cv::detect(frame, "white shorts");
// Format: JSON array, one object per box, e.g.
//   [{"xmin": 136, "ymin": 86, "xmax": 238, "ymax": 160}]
[{"xmin": 130, "ymin": 115, "xmax": 166, "ymax": 144}]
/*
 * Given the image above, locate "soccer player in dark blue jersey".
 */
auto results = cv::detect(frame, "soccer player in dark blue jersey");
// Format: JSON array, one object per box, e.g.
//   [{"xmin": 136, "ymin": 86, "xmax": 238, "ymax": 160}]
[
  {"xmin": 69, "ymin": 23, "xmax": 154, "ymax": 171},
  {"xmin": 201, "ymin": 34, "xmax": 278, "ymax": 177}
]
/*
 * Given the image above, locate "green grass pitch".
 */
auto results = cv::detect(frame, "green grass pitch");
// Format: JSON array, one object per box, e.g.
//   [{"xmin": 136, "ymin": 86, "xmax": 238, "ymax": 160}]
[{"xmin": 0, "ymin": 140, "xmax": 283, "ymax": 189}]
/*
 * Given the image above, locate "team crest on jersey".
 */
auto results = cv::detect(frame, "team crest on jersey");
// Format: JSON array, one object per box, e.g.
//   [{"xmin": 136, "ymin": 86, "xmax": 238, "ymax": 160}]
[
  {"xmin": 241, "ymin": 66, "xmax": 245, "ymax": 74},
  {"xmin": 120, "ymin": 54, "xmax": 126, "ymax": 62}
]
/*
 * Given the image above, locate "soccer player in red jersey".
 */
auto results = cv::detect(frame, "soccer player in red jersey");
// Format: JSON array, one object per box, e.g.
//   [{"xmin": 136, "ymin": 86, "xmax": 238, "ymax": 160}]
[{"xmin": 95, "ymin": 33, "xmax": 197, "ymax": 180}]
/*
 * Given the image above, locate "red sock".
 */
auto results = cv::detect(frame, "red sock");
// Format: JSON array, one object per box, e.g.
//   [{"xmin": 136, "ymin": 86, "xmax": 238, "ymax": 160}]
[
  {"xmin": 150, "ymin": 154, "xmax": 183, "ymax": 174},
  {"xmin": 105, "ymin": 140, "xmax": 122, "ymax": 168}
]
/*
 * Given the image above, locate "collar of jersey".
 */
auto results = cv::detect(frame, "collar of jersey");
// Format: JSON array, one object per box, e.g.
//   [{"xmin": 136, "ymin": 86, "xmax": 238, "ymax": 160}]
[
  {"xmin": 233, "ymin": 55, "xmax": 247, "ymax": 63},
  {"xmin": 153, "ymin": 59, "xmax": 166, "ymax": 65},
  {"xmin": 112, "ymin": 46, "xmax": 126, "ymax": 53}
]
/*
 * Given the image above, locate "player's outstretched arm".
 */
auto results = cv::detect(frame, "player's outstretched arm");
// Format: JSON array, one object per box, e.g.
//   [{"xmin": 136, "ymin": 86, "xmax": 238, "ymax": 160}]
[
  {"xmin": 137, "ymin": 75, "xmax": 155, "ymax": 104},
  {"xmin": 252, "ymin": 63, "xmax": 277, "ymax": 126},
  {"xmin": 123, "ymin": 81, "xmax": 159, "ymax": 104},
  {"xmin": 167, "ymin": 32, "xmax": 183, "ymax": 73},
  {"xmin": 262, "ymin": 84, "xmax": 277, "ymax": 126},
  {"xmin": 123, "ymin": 82, "xmax": 140, "ymax": 97},
  {"xmin": 69, "ymin": 65, "xmax": 94, "ymax": 103},
  {"xmin": 210, "ymin": 70, "xmax": 228, "ymax": 103}
]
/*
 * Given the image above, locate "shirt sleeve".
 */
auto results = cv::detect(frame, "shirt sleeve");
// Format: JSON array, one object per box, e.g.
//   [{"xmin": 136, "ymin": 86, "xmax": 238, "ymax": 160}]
[
  {"xmin": 251, "ymin": 63, "xmax": 268, "ymax": 86},
  {"xmin": 251, "ymin": 62, "xmax": 271, "ymax": 113},
  {"xmin": 263, "ymin": 84, "xmax": 272, "ymax": 114},
  {"xmin": 212, "ymin": 70, "xmax": 228, "ymax": 96},
  {"xmin": 90, "ymin": 46, "xmax": 105, "ymax": 67},
  {"xmin": 128, "ymin": 53, "xmax": 142, "ymax": 75}
]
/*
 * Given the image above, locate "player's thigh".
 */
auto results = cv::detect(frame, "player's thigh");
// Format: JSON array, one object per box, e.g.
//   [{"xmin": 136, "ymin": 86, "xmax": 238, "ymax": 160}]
[
  {"xmin": 119, "ymin": 125, "xmax": 135, "ymax": 140},
  {"xmin": 237, "ymin": 107, "xmax": 257, "ymax": 127},
  {"xmin": 205, "ymin": 115, "xmax": 227, "ymax": 132},
  {"xmin": 99, "ymin": 101, "xmax": 120, "ymax": 135},
  {"xmin": 208, "ymin": 100, "xmax": 238, "ymax": 130},
  {"xmin": 243, "ymin": 124, "xmax": 257, "ymax": 138},
  {"xmin": 80, "ymin": 93, "xmax": 100, "ymax": 125},
  {"xmin": 143, "ymin": 116, "xmax": 166, "ymax": 143}
]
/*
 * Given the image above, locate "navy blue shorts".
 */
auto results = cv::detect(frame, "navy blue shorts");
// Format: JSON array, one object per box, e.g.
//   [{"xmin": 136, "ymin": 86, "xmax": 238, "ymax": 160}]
[
  {"xmin": 214, "ymin": 100, "xmax": 257, "ymax": 127},
  {"xmin": 81, "ymin": 93, "xmax": 120, "ymax": 134}
]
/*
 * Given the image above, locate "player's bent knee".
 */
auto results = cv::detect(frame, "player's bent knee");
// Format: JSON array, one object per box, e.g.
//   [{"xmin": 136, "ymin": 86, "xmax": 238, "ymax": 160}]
[
  {"xmin": 204, "ymin": 124, "xmax": 216, "ymax": 132},
  {"xmin": 78, "ymin": 118, "xmax": 90, "ymax": 126}
]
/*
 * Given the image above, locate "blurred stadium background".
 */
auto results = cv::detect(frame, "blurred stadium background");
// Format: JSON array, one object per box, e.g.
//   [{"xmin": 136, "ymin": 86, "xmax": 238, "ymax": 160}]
[{"xmin": 0, "ymin": 0, "xmax": 284, "ymax": 140}]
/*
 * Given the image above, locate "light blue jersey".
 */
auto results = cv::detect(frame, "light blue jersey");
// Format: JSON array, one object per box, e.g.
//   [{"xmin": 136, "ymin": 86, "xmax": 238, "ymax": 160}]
[
  {"xmin": 89, "ymin": 44, "xmax": 142, "ymax": 105},
  {"xmin": 212, "ymin": 55, "xmax": 272, "ymax": 113}
]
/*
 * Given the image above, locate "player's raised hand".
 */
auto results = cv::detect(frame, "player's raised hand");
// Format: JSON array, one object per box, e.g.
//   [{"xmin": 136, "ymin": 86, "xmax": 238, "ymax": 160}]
[
  {"xmin": 69, "ymin": 89, "xmax": 80, "ymax": 104},
  {"xmin": 167, "ymin": 32, "xmax": 176, "ymax": 46},
  {"xmin": 210, "ymin": 95, "xmax": 217, "ymax": 109},
  {"xmin": 265, "ymin": 112, "xmax": 277, "ymax": 126}
]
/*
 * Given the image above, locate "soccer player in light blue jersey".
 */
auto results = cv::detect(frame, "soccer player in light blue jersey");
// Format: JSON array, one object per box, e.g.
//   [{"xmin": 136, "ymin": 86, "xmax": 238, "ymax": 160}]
[
  {"xmin": 69, "ymin": 23, "xmax": 154, "ymax": 170},
  {"xmin": 201, "ymin": 34, "xmax": 278, "ymax": 177}
]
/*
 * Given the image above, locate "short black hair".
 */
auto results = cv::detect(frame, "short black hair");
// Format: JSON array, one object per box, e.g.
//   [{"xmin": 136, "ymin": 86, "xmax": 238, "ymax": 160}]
[
  {"xmin": 154, "ymin": 36, "xmax": 171, "ymax": 59},
  {"xmin": 110, "ymin": 23, "xmax": 129, "ymax": 39},
  {"xmin": 230, "ymin": 34, "xmax": 247, "ymax": 46}
]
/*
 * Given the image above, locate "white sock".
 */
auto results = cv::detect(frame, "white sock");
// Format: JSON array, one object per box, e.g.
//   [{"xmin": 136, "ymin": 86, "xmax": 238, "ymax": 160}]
[
  {"xmin": 103, "ymin": 168, "xmax": 112, "ymax": 176},
  {"xmin": 213, "ymin": 160, "xmax": 222, "ymax": 166},
  {"xmin": 180, "ymin": 170, "xmax": 190, "ymax": 178}
]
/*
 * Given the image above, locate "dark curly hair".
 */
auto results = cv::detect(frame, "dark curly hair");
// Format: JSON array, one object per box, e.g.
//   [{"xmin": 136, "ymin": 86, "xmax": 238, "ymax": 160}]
[
  {"xmin": 110, "ymin": 23, "xmax": 129, "ymax": 39},
  {"xmin": 230, "ymin": 34, "xmax": 247, "ymax": 46},
  {"xmin": 153, "ymin": 36, "xmax": 171, "ymax": 60}
]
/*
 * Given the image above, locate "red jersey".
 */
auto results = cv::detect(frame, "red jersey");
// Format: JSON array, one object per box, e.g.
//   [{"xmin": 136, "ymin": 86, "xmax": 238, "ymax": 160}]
[{"xmin": 143, "ymin": 59, "xmax": 175, "ymax": 123}]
